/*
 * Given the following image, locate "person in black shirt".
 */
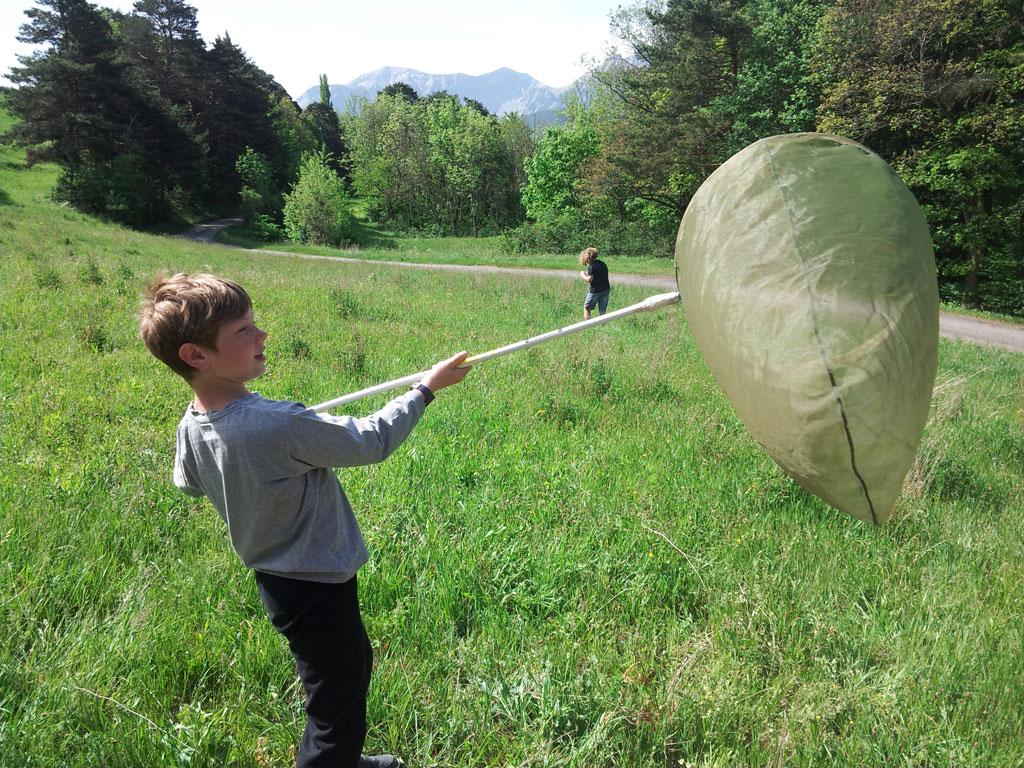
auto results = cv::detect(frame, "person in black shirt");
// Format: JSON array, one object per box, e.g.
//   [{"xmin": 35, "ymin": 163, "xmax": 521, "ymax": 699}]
[{"xmin": 578, "ymin": 246, "xmax": 611, "ymax": 319}]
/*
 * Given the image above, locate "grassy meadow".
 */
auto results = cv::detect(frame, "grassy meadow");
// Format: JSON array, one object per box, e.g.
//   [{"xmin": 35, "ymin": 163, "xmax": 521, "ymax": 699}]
[{"xmin": 2, "ymin": 129, "xmax": 1024, "ymax": 768}]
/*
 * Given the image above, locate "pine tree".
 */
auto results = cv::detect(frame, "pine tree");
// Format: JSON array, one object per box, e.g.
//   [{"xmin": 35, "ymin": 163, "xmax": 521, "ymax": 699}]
[
  {"xmin": 6, "ymin": 0, "xmax": 134, "ymax": 167},
  {"xmin": 130, "ymin": 0, "xmax": 205, "ymax": 103},
  {"xmin": 5, "ymin": 0, "xmax": 195, "ymax": 223},
  {"xmin": 202, "ymin": 34, "xmax": 289, "ymax": 209}
]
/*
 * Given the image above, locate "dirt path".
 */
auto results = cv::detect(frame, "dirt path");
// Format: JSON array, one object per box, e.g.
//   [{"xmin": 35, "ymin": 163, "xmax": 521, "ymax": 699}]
[
  {"xmin": 182, "ymin": 219, "xmax": 1024, "ymax": 354},
  {"xmin": 936, "ymin": 312, "xmax": 1024, "ymax": 354},
  {"xmin": 179, "ymin": 217, "xmax": 243, "ymax": 242}
]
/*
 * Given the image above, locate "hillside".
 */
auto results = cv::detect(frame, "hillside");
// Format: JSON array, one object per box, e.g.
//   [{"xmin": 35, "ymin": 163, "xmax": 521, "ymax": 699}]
[{"xmin": 3, "ymin": 114, "xmax": 1024, "ymax": 766}]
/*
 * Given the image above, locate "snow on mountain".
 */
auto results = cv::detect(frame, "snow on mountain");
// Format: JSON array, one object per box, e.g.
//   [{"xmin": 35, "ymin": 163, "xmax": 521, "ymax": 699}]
[{"xmin": 297, "ymin": 65, "xmax": 577, "ymax": 119}]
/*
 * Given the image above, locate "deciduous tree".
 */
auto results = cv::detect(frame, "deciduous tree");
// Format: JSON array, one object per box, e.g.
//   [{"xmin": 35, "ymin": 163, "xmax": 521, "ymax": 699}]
[
  {"xmin": 283, "ymin": 150, "xmax": 357, "ymax": 246},
  {"xmin": 816, "ymin": 0, "xmax": 1024, "ymax": 312}
]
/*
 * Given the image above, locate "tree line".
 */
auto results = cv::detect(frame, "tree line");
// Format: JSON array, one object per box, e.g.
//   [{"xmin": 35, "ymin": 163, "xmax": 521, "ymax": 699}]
[
  {"xmin": 1, "ymin": 0, "xmax": 533, "ymax": 240},
  {"xmin": 4, "ymin": 0, "xmax": 1022, "ymax": 315},
  {"xmin": 520, "ymin": 0, "xmax": 1023, "ymax": 314},
  {"xmin": 4, "ymin": 0, "xmax": 328, "ymax": 228},
  {"xmin": 345, "ymin": 85, "xmax": 532, "ymax": 236}
]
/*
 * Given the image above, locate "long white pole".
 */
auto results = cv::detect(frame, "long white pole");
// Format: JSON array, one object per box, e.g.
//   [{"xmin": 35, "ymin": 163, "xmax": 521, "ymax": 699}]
[{"xmin": 311, "ymin": 291, "xmax": 681, "ymax": 412}]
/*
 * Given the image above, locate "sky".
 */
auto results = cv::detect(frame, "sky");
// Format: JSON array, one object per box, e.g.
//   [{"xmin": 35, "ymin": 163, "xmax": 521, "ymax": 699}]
[{"xmin": 2, "ymin": 0, "xmax": 625, "ymax": 98}]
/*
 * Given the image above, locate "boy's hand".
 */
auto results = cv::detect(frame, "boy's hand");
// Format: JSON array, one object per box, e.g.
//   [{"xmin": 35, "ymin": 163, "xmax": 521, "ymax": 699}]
[{"xmin": 421, "ymin": 351, "xmax": 471, "ymax": 393}]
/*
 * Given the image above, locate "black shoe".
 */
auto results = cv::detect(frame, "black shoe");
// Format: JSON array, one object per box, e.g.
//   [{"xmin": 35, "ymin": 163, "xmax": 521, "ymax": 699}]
[{"xmin": 358, "ymin": 755, "xmax": 404, "ymax": 768}]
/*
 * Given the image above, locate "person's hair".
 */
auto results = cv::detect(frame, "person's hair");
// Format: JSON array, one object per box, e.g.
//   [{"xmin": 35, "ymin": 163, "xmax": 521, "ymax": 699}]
[
  {"xmin": 139, "ymin": 273, "xmax": 252, "ymax": 380},
  {"xmin": 578, "ymin": 246, "xmax": 599, "ymax": 266}
]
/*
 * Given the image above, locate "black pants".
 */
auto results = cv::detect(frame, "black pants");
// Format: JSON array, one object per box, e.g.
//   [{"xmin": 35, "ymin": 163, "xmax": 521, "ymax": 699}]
[{"xmin": 255, "ymin": 572, "xmax": 373, "ymax": 768}]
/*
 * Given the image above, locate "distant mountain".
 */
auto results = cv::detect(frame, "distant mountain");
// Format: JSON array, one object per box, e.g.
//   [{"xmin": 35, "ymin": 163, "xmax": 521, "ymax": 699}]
[{"xmin": 297, "ymin": 66, "xmax": 585, "ymax": 126}]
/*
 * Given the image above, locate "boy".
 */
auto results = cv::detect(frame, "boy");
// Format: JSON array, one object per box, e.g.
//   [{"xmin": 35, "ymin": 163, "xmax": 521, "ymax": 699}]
[
  {"xmin": 139, "ymin": 273, "xmax": 469, "ymax": 768},
  {"xmin": 578, "ymin": 246, "xmax": 610, "ymax": 320}
]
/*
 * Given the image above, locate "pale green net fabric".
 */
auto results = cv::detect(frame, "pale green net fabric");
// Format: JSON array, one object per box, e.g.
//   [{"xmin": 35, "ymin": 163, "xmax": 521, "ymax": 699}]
[{"xmin": 675, "ymin": 133, "xmax": 939, "ymax": 523}]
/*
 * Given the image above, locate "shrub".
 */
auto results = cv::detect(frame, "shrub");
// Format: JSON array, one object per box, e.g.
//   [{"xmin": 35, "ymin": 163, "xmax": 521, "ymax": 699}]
[
  {"xmin": 78, "ymin": 258, "xmax": 104, "ymax": 286},
  {"xmin": 499, "ymin": 223, "xmax": 539, "ymax": 254},
  {"xmin": 329, "ymin": 287, "xmax": 359, "ymax": 319},
  {"xmin": 78, "ymin": 320, "xmax": 112, "ymax": 353},
  {"xmin": 34, "ymin": 268, "xmax": 63, "ymax": 290},
  {"xmin": 588, "ymin": 359, "xmax": 613, "ymax": 398},
  {"xmin": 499, "ymin": 208, "xmax": 676, "ymax": 259},
  {"xmin": 249, "ymin": 214, "xmax": 283, "ymax": 242},
  {"xmin": 57, "ymin": 153, "xmax": 162, "ymax": 228},
  {"xmin": 283, "ymin": 152, "xmax": 357, "ymax": 247},
  {"xmin": 115, "ymin": 262, "xmax": 134, "ymax": 296},
  {"xmin": 235, "ymin": 147, "xmax": 278, "ymax": 222},
  {"xmin": 285, "ymin": 336, "xmax": 312, "ymax": 359}
]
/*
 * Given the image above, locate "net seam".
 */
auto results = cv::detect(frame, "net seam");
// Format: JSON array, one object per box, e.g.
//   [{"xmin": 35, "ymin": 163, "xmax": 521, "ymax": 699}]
[{"xmin": 764, "ymin": 143, "xmax": 878, "ymax": 525}]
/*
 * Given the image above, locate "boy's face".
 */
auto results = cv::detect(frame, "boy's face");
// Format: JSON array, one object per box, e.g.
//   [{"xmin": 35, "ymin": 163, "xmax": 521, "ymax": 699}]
[{"xmin": 200, "ymin": 309, "xmax": 268, "ymax": 383}]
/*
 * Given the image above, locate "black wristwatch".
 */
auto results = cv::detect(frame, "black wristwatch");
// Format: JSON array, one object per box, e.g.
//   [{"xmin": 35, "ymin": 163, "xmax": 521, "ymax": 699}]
[{"xmin": 411, "ymin": 382, "xmax": 435, "ymax": 406}]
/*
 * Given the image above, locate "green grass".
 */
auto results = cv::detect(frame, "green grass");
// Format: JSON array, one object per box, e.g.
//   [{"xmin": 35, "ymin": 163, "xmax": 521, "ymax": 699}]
[
  {"xmin": 939, "ymin": 302, "xmax": 1024, "ymax": 327},
  {"xmin": 3, "ymin": 130, "xmax": 1024, "ymax": 767},
  {"xmin": 215, "ymin": 224, "xmax": 677, "ymax": 278}
]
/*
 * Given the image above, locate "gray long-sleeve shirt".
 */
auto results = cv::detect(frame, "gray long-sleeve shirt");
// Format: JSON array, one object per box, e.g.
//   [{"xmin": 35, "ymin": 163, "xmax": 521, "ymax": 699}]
[{"xmin": 174, "ymin": 390, "xmax": 425, "ymax": 582}]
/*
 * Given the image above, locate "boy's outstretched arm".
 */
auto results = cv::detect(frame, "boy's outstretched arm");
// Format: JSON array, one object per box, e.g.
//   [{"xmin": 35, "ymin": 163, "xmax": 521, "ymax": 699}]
[{"xmin": 282, "ymin": 351, "xmax": 473, "ymax": 471}]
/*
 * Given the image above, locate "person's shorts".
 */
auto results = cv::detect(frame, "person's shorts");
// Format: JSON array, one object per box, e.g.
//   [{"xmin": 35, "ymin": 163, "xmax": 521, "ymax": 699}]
[{"xmin": 584, "ymin": 289, "xmax": 610, "ymax": 313}]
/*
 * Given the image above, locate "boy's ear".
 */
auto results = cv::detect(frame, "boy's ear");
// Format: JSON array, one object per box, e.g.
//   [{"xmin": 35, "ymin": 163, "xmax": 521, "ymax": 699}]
[{"xmin": 178, "ymin": 342, "xmax": 210, "ymax": 372}]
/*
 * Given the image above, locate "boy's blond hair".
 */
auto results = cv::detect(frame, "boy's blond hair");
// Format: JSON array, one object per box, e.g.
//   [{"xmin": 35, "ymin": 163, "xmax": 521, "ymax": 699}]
[
  {"xmin": 578, "ymin": 246, "xmax": 599, "ymax": 266},
  {"xmin": 139, "ymin": 273, "xmax": 251, "ymax": 380}
]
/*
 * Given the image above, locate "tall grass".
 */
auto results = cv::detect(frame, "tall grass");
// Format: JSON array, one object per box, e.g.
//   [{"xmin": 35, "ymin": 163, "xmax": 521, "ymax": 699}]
[{"xmin": 2, "ymin": 131, "xmax": 1023, "ymax": 767}]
